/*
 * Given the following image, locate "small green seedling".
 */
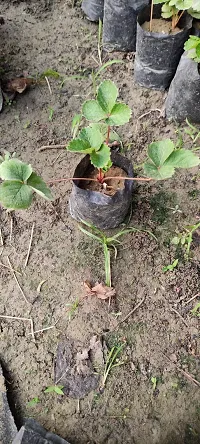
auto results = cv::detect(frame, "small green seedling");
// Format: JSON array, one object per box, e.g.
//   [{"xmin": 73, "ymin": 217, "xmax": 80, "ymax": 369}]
[
  {"xmin": 44, "ymin": 385, "xmax": 64, "ymax": 395},
  {"xmin": 102, "ymin": 344, "xmax": 125, "ymax": 388},
  {"xmin": 79, "ymin": 220, "xmax": 156, "ymax": 287},
  {"xmin": 48, "ymin": 107, "xmax": 54, "ymax": 121},
  {"xmin": 162, "ymin": 258, "xmax": 179, "ymax": 272},
  {"xmin": 71, "ymin": 113, "xmax": 82, "ymax": 139},
  {"xmin": 184, "ymin": 118, "xmax": 200, "ymax": 147},
  {"xmin": 184, "ymin": 35, "xmax": 200, "ymax": 63},
  {"xmin": 27, "ymin": 397, "xmax": 40, "ymax": 407},
  {"xmin": 171, "ymin": 222, "xmax": 200, "ymax": 260},
  {"xmin": 66, "ymin": 298, "xmax": 79, "ymax": 320},
  {"xmin": 191, "ymin": 302, "xmax": 200, "ymax": 317},
  {"xmin": 151, "ymin": 376, "xmax": 157, "ymax": 391}
]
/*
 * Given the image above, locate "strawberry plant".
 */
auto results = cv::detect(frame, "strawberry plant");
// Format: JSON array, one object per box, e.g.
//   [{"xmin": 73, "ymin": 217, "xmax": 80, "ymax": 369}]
[
  {"xmin": 184, "ymin": 35, "xmax": 200, "ymax": 63},
  {"xmin": 153, "ymin": 0, "xmax": 200, "ymax": 30}
]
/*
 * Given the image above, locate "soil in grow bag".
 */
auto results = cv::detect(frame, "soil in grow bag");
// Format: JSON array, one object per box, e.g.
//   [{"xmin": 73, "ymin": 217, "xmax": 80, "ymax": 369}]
[
  {"xmin": 103, "ymin": 0, "xmax": 149, "ymax": 52},
  {"xmin": 69, "ymin": 152, "xmax": 134, "ymax": 230},
  {"xmin": 134, "ymin": 4, "xmax": 192, "ymax": 90},
  {"xmin": 165, "ymin": 52, "xmax": 200, "ymax": 123},
  {"xmin": 82, "ymin": 0, "xmax": 104, "ymax": 22}
]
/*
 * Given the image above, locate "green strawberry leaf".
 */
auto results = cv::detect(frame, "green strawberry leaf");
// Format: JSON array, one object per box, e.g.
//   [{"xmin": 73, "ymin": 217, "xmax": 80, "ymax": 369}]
[
  {"xmin": 165, "ymin": 149, "xmax": 200, "ymax": 168},
  {"xmin": 0, "ymin": 181, "xmax": 33, "ymax": 209},
  {"xmin": 27, "ymin": 172, "xmax": 53, "ymax": 200},
  {"xmin": 0, "ymin": 159, "xmax": 32, "ymax": 182},
  {"xmin": 148, "ymin": 139, "xmax": 175, "ymax": 167},
  {"xmin": 143, "ymin": 162, "xmax": 175, "ymax": 180},
  {"xmin": 97, "ymin": 80, "xmax": 118, "ymax": 114},
  {"xmin": 106, "ymin": 103, "xmax": 132, "ymax": 126},
  {"xmin": 67, "ymin": 138, "xmax": 93, "ymax": 154},
  {"xmin": 82, "ymin": 100, "xmax": 107, "ymax": 122},
  {"xmin": 90, "ymin": 143, "xmax": 111, "ymax": 169},
  {"xmin": 79, "ymin": 125, "xmax": 104, "ymax": 150}
]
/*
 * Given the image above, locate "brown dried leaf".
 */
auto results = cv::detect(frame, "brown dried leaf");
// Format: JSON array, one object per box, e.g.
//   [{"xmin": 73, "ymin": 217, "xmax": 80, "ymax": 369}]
[
  {"xmin": 83, "ymin": 280, "xmax": 93, "ymax": 294},
  {"xmin": 5, "ymin": 78, "xmax": 34, "ymax": 93}
]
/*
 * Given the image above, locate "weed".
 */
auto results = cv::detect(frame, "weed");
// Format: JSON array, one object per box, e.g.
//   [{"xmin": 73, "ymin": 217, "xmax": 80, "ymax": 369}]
[
  {"xmin": 162, "ymin": 258, "xmax": 179, "ymax": 273},
  {"xmin": 66, "ymin": 298, "xmax": 79, "ymax": 320},
  {"xmin": 23, "ymin": 120, "xmax": 31, "ymax": 129},
  {"xmin": 27, "ymin": 397, "xmax": 40, "ymax": 407},
  {"xmin": 79, "ymin": 220, "xmax": 156, "ymax": 286},
  {"xmin": 150, "ymin": 191, "xmax": 177, "ymax": 224},
  {"xmin": 184, "ymin": 118, "xmax": 200, "ymax": 147},
  {"xmin": 190, "ymin": 302, "xmax": 200, "ymax": 317},
  {"xmin": 171, "ymin": 222, "xmax": 200, "ymax": 260},
  {"xmin": 101, "ymin": 343, "xmax": 125, "ymax": 388},
  {"xmin": 44, "ymin": 385, "xmax": 64, "ymax": 395},
  {"xmin": 71, "ymin": 113, "xmax": 82, "ymax": 139},
  {"xmin": 151, "ymin": 376, "xmax": 157, "ymax": 391},
  {"xmin": 48, "ymin": 107, "xmax": 54, "ymax": 121}
]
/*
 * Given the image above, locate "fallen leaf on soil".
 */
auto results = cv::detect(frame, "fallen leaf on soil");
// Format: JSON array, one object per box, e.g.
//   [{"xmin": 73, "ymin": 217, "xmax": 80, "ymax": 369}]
[
  {"xmin": 84, "ymin": 281, "xmax": 116, "ymax": 300},
  {"xmin": 5, "ymin": 78, "xmax": 34, "ymax": 93}
]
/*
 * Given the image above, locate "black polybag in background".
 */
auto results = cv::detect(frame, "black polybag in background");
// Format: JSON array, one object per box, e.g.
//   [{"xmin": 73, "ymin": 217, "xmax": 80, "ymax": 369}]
[
  {"xmin": 134, "ymin": 4, "xmax": 192, "ymax": 90},
  {"xmin": 69, "ymin": 152, "xmax": 134, "ymax": 230},
  {"xmin": 165, "ymin": 52, "xmax": 200, "ymax": 123},
  {"xmin": 103, "ymin": 0, "xmax": 149, "ymax": 52},
  {"xmin": 82, "ymin": 0, "xmax": 104, "ymax": 21}
]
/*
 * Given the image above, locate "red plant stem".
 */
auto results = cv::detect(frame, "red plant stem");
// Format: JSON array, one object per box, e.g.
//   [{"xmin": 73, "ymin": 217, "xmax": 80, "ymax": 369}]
[
  {"xmin": 47, "ymin": 176, "xmax": 152, "ymax": 185},
  {"xmin": 106, "ymin": 125, "xmax": 111, "ymax": 145},
  {"xmin": 174, "ymin": 10, "xmax": 184, "ymax": 29}
]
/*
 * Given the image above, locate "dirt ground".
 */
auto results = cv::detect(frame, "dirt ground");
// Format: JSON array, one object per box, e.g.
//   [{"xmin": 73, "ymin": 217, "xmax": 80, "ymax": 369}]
[{"xmin": 0, "ymin": 1, "xmax": 200, "ymax": 443}]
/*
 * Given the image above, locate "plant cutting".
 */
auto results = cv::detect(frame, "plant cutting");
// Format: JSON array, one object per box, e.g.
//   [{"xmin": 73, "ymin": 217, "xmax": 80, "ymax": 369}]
[
  {"xmin": 165, "ymin": 35, "xmax": 200, "ymax": 122},
  {"xmin": 134, "ymin": 2, "xmax": 193, "ymax": 89}
]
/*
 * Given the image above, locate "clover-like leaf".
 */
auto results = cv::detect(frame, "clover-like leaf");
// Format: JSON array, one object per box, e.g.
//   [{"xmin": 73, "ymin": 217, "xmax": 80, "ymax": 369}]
[
  {"xmin": 143, "ymin": 162, "xmax": 175, "ymax": 180},
  {"xmin": 165, "ymin": 149, "xmax": 200, "ymax": 168},
  {"xmin": 79, "ymin": 125, "xmax": 104, "ymax": 150},
  {"xmin": 0, "ymin": 181, "xmax": 33, "ymax": 209},
  {"xmin": 27, "ymin": 172, "xmax": 53, "ymax": 200},
  {"xmin": 82, "ymin": 100, "xmax": 107, "ymax": 122},
  {"xmin": 67, "ymin": 138, "xmax": 93, "ymax": 154},
  {"xmin": 90, "ymin": 144, "xmax": 111, "ymax": 169},
  {"xmin": 0, "ymin": 159, "xmax": 32, "ymax": 182},
  {"xmin": 97, "ymin": 80, "xmax": 118, "ymax": 114},
  {"xmin": 106, "ymin": 103, "xmax": 132, "ymax": 126},
  {"xmin": 148, "ymin": 139, "xmax": 175, "ymax": 167}
]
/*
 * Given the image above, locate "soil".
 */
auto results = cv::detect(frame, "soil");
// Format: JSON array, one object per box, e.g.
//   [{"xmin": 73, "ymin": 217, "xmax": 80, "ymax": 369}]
[
  {"xmin": 0, "ymin": 1, "xmax": 200, "ymax": 444},
  {"xmin": 81, "ymin": 166, "xmax": 126, "ymax": 195},
  {"xmin": 142, "ymin": 18, "xmax": 181, "ymax": 34}
]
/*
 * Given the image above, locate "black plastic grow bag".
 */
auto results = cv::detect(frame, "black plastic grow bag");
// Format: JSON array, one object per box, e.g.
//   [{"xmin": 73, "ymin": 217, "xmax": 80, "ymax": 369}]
[
  {"xmin": 165, "ymin": 52, "xmax": 200, "ymax": 123},
  {"xmin": 134, "ymin": 4, "xmax": 192, "ymax": 90},
  {"xmin": 82, "ymin": 0, "xmax": 104, "ymax": 22},
  {"xmin": 69, "ymin": 152, "xmax": 134, "ymax": 230},
  {"xmin": 103, "ymin": 0, "xmax": 149, "ymax": 52}
]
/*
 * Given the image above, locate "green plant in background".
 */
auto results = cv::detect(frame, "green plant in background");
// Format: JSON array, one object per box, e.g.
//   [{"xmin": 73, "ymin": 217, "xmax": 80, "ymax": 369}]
[
  {"xmin": 184, "ymin": 118, "xmax": 200, "ymax": 149},
  {"xmin": 0, "ymin": 154, "xmax": 52, "ymax": 209},
  {"xmin": 66, "ymin": 298, "xmax": 79, "ymax": 320},
  {"xmin": 151, "ymin": 376, "xmax": 157, "ymax": 391},
  {"xmin": 153, "ymin": 0, "xmax": 200, "ymax": 30},
  {"xmin": 184, "ymin": 36, "xmax": 200, "ymax": 63},
  {"xmin": 79, "ymin": 220, "xmax": 156, "ymax": 286},
  {"xmin": 44, "ymin": 385, "xmax": 64, "ymax": 395},
  {"xmin": 143, "ymin": 139, "xmax": 200, "ymax": 180},
  {"xmin": 171, "ymin": 221, "xmax": 200, "ymax": 260}
]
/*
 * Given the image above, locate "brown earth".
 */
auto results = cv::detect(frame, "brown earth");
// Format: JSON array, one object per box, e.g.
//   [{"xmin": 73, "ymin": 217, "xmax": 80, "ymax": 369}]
[
  {"xmin": 142, "ymin": 18, "xmax": 181, "ymax": 34},
  {"xmin": 0, "ymin": 1, "xmax": 200, "ymax": 444}
]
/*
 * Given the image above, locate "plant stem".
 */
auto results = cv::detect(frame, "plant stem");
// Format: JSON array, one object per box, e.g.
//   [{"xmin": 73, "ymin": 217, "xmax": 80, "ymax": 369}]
[
  {"xmin": 47, "ymin": 176, "xmax": 152, "ymax": 185},
  {"xmin": 174, "ymin": 10, "xmax": 184, "ymax": 28},
  {"xmin": 150, "ymin": 0, "xmax": 154, "ymax": 32},
  {"xmin": 106, "ymin": 125, "xmax": 111, "ymax": 145}
]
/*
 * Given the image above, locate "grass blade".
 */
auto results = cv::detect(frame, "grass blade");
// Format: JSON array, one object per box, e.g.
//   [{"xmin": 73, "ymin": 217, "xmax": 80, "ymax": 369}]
[
  {"xmin": 104, "ymin": 243, "xmax": 111, "ymax": 287},
  {"xmin": 95, "ymin": 60, "xmax": 124, "ymax": 79},
  {"xmin": 79, "ymin": 226, "xmax": 103, "ymax": 244}
]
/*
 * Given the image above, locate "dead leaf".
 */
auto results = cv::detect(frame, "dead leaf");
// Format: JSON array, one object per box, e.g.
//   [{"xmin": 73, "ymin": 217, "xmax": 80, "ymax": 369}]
[
  {"xmin": 83, "ymin": 281, "xmax": 116, "ymax": 300},
  {"xmin": 5, "ymin": 78, "xmax": 34, "ymax": 94}
]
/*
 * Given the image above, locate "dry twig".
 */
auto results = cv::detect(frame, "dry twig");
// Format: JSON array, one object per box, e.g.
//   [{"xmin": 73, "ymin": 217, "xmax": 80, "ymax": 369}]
[
  {"xmin": 0, "ymin": 261, "xmax": 22, "ymax": 275},
  {"xmin": 115, "ymin": 296, "xmax": 146, "ymax": 328},
  {"xmin": 0, "ymin": 228, "xmax": 3, "ymax": 246},
  {"xmin": 7, "ymin": 256, "xmax": 30, "ymax": 304},
  {"xmin": 45, "ymin": 76, "xmax": 52, "ymax": 95},
  {"xmin": 170, "ymin": 307, "xmax": 189, "ymax": 328},
  {"xmin": 24, "ymin": 223, "xmax": 35, "ymax": 268},
  {"xmin": 38, "ymin": 144, "xmax": 66, "ymax": 152},
  {"xmin": 184, "ymin": 292, "xmax": 200, "ymax": 306}
]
